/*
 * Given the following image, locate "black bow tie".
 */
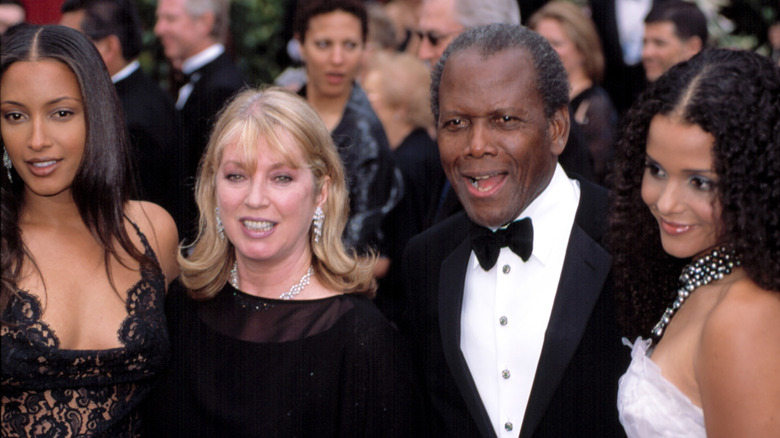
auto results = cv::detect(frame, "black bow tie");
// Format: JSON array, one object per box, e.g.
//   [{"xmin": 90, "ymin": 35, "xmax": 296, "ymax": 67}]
[
  {"xmin": 182, "ymin": 71, "xmax": 201, "ymax": 84},
  {"xmin": 470, "ymin": 218, "xmax": 533, "ymax": 271}
]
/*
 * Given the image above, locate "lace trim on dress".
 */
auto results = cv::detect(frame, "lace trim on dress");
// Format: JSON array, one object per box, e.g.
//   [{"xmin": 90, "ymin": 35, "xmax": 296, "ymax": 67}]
[{"xmin": 1, "ymin": 220, "xmax": 168, "ymax": 438}]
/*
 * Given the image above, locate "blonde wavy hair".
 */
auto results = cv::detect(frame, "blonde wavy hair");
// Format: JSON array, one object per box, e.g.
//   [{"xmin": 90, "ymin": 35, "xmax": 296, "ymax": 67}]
[{"xmin": 179, "ymin": 87, "xmax": 377, "ymax": 299}]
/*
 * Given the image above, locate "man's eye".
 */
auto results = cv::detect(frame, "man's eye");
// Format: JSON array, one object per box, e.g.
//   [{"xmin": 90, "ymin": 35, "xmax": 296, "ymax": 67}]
[
  {"xmin": 442, "ymin": 118, "xmax": 467, "ymax": 130},
  {"xmin": 494, "ymin": 115, "xmax": 520, "ymax": 128}
]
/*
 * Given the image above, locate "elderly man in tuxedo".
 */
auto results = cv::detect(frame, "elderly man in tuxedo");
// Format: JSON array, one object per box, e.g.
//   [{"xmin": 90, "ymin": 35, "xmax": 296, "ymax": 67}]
[{"xmin": 402, "ymin": 24, "xmax": 626, "ymax": 438}]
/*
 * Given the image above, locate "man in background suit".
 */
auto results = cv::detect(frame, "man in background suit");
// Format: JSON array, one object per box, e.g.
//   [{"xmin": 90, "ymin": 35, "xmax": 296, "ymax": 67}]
[
  {"xmin": 641, "ymin": 0, "xmax": 706, "ymax": 82},
  {"xmin": 155, "ymin": 0, "xmax": 244, "ymax": 240},
  {"xmin": 402, "ymin": 24, "xmax": 626, "ymax": 438},
  {"xmin": 61, "ymin": 0, "xmax": 184, "ymax": 233}
]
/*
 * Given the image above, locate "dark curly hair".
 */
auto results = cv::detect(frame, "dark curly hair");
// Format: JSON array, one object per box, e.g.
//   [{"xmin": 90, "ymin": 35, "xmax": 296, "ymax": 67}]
[{"xmin": 609, "ymin": 49, "xmax": 780, "ymax": 338}]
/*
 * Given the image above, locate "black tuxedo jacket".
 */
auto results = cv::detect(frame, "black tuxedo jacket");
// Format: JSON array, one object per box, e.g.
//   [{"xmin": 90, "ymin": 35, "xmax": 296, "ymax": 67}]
[
  {"xmin": 178, "ymin": 52, "xmax": 245, "ymax": 238},
  {"xmin": 401, "ymin": 177, "xmax": 627, "ymax": 438},
  {"xmin": 180, "ymin": 51, "xmax": 245, "ymax": 180},
  {"xmin": 115, "ymin": 67, "xmax": 184, "ymax": 230}
]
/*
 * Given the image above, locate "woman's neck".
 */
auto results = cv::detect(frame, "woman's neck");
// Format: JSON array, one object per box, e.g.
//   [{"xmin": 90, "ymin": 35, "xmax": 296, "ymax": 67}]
[
  {"xmin": 384, "ymin": 118, "xmax": 414, "ymax": 151},
  {"xmin": 234, "ymin": 250, "xmax": 314, "ymax": 299},
  {"xmin": 306, "ymin": 85, "xmax": 352, "ymax": 132},
  {"xmin": 568, "ymin": 70, "xmax": 593, "ymax": 101},
  {"xmin": 20, "ymin": 189, "xmax": 84, "ymax": 228}
]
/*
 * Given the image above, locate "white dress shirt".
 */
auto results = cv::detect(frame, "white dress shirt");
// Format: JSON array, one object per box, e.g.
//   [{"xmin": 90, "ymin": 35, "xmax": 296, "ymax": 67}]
[
  {"xmin": 461, "ymin": 164, "xmax": 580, "ymax": 437},
  {"xmin": 616, "ymin": 0, "xmax": 652, "ymax": 65},
  {"xmin": 111, "ymin": 59, "xmax": 139, "ymax": 84},
  {"xmin": 176, "ymin": 43, "xmax": 225, "ymax": 109}
]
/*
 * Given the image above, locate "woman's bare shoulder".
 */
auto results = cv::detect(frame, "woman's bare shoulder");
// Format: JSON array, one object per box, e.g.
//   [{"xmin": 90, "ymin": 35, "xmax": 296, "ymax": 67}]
[
  {"xmin": 695, "ymin": 277, "xmax": 780, "ymax": 436},
  {"xmin": 125, "ymin": 201, "xmax": 180, "ymax": 284}
]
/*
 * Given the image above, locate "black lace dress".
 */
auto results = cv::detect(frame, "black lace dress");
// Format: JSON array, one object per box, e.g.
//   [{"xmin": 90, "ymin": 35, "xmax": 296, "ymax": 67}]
[{"xmin": 1, "ymin": 225, "xmax": 168, "ymax": 437}]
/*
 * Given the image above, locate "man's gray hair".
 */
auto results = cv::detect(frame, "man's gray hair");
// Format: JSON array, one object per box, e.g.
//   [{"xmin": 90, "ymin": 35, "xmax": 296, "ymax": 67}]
[
  {"xmin": 184, "ymin": 0, "xmax": 229, "ymax": 43},
  {"xmin": 430, "ymin": 23, "xmax": 569, "ymax": 122},
  {"xmin": 455, "ymin": 0, "xmax": 521, "ymax": 28}
]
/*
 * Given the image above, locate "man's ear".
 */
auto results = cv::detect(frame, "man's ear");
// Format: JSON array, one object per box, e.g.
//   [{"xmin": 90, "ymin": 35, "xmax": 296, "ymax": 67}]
[
  {"xmin": 683, "ymin": 35, "xmax": 703, "ymax": 58},
  {"xmin": 548, "ymin": 106, "xmax": 570, "ymax": 157},
  {"xmin": 93, "ymin": 34, "xmax": 124, "ymax": 73},
  {"xmin": 197, "ymin": 10, "xmax": 216, "ymax": 39}
]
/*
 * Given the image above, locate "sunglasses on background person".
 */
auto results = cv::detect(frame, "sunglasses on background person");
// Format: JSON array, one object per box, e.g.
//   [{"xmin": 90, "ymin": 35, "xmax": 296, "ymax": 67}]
[{"xmin": 415, "ymin": 29, "xmax": 461, "ymax": 46}]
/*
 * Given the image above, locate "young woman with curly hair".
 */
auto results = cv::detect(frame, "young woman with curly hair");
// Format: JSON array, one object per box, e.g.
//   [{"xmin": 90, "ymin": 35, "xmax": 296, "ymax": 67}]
[{"xmin": 610, "ymin": 48, "xmax": 780, "ymax": 437}]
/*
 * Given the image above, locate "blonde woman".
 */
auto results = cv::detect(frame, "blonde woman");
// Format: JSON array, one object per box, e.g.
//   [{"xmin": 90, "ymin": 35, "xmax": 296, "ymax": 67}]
[{"xmin": 142, "ymin": 87, "xmax": 421, "ymax": 437}]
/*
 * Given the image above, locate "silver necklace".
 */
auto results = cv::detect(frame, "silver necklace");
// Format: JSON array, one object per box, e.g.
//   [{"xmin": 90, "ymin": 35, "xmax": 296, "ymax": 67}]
[
  {"xmin": 651, "ymin": 246, "xmax": 740, "ymax": 340},
  {"xmin": 230, "ymin": 261, "xmax": 314, "ymax": 300}
]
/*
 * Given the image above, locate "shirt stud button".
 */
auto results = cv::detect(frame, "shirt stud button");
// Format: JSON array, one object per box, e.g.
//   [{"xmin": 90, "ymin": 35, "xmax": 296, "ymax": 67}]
[
  {"xmin": 501, "ymin": 369, "xmax": 511, "ymax": 379},
  {"xmin": 505, "ymin": 422, "xmax": 513, "ymax": 431},
  {"xmin": 502, "ymin": 264, "xmax": 511, "ymax": 274},
  {"xmin": 499, "ymin": 316, "xmax": 508, "ymax": 326}
]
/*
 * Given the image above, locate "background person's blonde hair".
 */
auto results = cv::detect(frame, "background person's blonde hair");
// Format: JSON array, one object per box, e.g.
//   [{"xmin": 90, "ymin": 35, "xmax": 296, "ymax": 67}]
[
  {"xmin": 529, "ymin": 1, "xmax": 606, "ymax": 84},
  {"xmin": 179, "ymin": 87, "xmax": 377, "ymax": 299},
  {"xmin": 366, "ymin": 51, "xmax": 434, "ymax": 132}
]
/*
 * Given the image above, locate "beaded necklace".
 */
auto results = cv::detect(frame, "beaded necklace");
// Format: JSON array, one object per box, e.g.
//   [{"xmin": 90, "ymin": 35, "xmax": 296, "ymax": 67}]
[{"xmin": 651, "ymin": 246, "xmax": 740, "ymax": 340}]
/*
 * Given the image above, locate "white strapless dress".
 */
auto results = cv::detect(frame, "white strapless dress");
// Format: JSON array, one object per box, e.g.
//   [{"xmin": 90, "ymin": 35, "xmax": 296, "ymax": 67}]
[{"xmin": 617, "ymin": 338, "xmax": 706, "ymax": 437}]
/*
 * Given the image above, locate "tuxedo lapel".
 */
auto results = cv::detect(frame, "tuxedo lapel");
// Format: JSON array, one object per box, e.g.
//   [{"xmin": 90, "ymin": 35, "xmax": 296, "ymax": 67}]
[
  {"xmin": 438, "ymin": 235, "xmax": 496, "ymax": 438},
  {"xmin": 518, "ymin": 223, "xmax": 612, "ymax": 438}
]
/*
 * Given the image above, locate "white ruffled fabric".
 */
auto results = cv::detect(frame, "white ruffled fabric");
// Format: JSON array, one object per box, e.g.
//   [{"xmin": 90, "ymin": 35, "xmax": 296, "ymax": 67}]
[{"xmin": 617, "ymin": 337, "xmax": 706, "ymax": 438}]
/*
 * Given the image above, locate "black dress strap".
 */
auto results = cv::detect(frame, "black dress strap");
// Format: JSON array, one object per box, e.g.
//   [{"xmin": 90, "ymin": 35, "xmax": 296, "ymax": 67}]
[{"xmin": 124, "ymin": 214, "xmax": 160, "ymax": 265}]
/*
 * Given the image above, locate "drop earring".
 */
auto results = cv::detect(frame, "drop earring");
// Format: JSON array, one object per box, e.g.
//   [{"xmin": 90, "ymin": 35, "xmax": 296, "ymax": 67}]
[
  {"xmin": 216, "ymin": 207, "xmax": 225, "ymax": 240},
  {"xmin": 312, "ymin": 207, "xmax": 324, "ymax": 243},
  {"xmin": 3, "ymin": 148, "xmax": 12, "ymax": 183}
]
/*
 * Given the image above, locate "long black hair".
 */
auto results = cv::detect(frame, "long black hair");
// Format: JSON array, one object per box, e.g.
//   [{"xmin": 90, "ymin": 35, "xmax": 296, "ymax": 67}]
[
  {"xmin": 1, "ymin": 25, "xmax": 153, "ymax": 314},
  {"xmin": 609, "ymin": 49, "xmax": 780, "ymax": 338}
]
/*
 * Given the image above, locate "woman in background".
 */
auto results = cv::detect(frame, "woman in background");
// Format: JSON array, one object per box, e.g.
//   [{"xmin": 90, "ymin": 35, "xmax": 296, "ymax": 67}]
[
  {"xmin": 295, "ymin": 0, "xmax": 402, "ymax": 266},
  {"xmin": 529, "ymin": 1, "xmax": 617, "ymax": 185},
  {"xmin": 610, "ymin": 49, "xmax": 780, "ymax": 437},
  {"xmin": 142, "ymin": 87, "xmax": 421, "ymax": 437},
  {"xmin": 1, "ymin": 25, "xmax": 178, "ymax": 437}
]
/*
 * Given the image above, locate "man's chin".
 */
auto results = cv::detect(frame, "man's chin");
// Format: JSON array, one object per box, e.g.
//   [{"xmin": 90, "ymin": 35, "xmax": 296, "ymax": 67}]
[{"xmin": 463, "ymin": 205, "xmax": 515, "ymax": 229}]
